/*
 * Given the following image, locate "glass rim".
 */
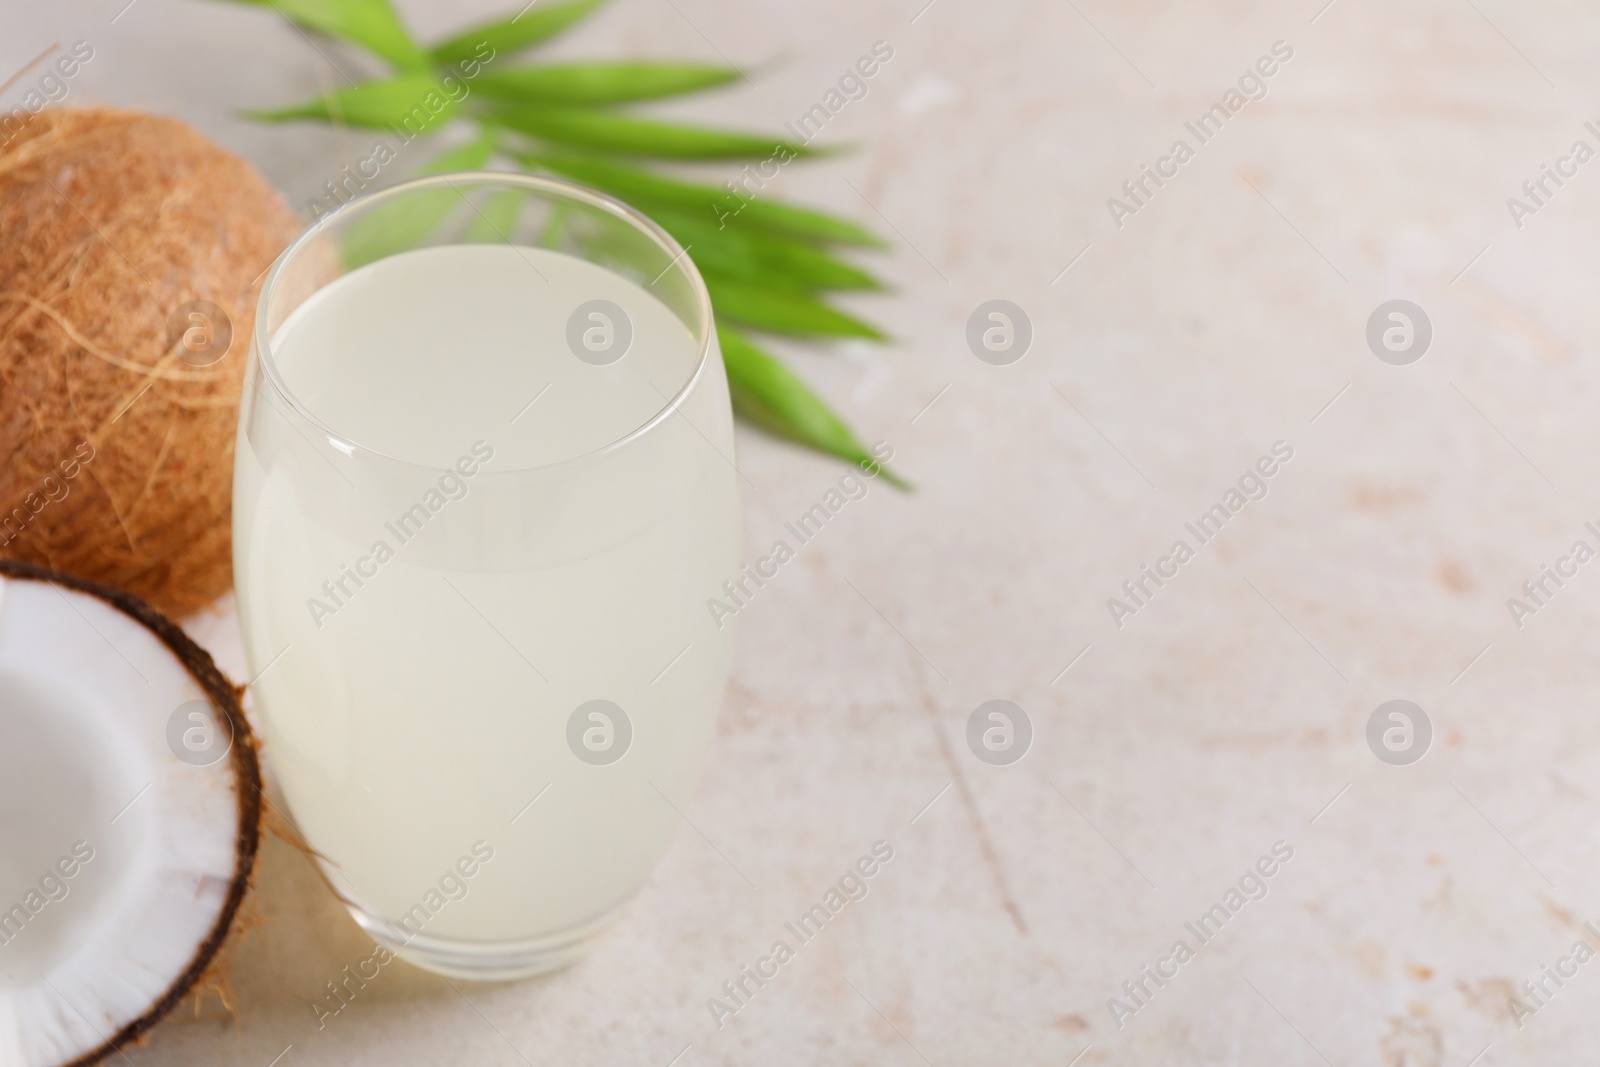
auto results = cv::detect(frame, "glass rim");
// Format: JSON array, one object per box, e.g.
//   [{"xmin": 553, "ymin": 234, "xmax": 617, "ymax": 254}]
[{"xmin": 253, "ymin": 169, "xmax": 716, "ymax": 475}]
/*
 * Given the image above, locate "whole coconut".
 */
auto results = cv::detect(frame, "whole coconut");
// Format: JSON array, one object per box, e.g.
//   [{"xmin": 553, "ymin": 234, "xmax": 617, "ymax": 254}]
[{"xmin": 0, "ymin": 106, "xmax": 302, "ymax": 617}]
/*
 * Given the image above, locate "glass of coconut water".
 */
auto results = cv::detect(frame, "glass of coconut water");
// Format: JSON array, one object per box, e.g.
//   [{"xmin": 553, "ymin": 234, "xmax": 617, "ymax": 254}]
[{"xmin": 234, "ymin": 172, "xmax": 739, "ymax": 979}]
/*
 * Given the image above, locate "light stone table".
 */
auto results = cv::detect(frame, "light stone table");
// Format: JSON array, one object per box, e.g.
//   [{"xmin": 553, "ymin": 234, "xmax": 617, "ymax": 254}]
[{"xmin": 9, "ymin": 0, "xmax": 1600, "ymax": 1062}]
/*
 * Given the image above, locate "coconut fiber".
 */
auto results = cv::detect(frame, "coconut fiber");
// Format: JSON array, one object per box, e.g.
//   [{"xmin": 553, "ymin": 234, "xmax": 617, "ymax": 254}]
[{"xmin": 0, "ymin": 105, "xmax": 301, "ymax": 616}]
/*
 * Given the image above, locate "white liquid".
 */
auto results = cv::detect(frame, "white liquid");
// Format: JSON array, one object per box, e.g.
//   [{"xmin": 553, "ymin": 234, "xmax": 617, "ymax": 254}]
[{"xmin": 234, "ymin": 244, "xmax": 738, "ymax": 942}]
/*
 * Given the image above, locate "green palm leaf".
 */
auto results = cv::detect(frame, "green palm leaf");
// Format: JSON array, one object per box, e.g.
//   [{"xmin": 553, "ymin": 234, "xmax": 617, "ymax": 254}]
[
  {"xmin": 245, "ymin": 74, "xmax": 463, "ymax": 131},
  {"xmin": 431, "ymin": 0, "xmax": 608, "ymax": 67},
  {"xmin": 474, "ymin": 62, "xmax": 740, "ymax": 105},
  {"xmin": 645, "ymin": 206, "xmax": 884, "ymax": 291},
  {"xmin": 705, "ymin": 275, "xmax": 885, "ymax": 341},
  {"xmin": 493, "ymin": 106, "xmax": 813, "ymax": 160},
  {"xmin": 720, "ymin": 327, "xmax": 907, "ymax": 488},
  {"xmin": 221, "ymin": 0, "xmax": 428, "ymax": 70},
  {"xmin": 524, "ymin": 152, "xmax": 884, "ymax": 247}
]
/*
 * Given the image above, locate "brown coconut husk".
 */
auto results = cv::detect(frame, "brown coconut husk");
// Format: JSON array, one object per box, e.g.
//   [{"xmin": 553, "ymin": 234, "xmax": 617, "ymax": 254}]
[{"xmin": 0, "ymin": 106, "xmax": 302, "ymax": 617}]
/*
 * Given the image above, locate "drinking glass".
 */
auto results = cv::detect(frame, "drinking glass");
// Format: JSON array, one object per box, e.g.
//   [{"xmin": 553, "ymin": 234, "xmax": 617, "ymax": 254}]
[{"xmin": 233, "ymin": 172, "xmax": 739, "ymax": 979}]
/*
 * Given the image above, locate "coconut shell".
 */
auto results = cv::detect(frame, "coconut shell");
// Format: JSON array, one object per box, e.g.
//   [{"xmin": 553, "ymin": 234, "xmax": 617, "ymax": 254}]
[
  {"xmin": 0, "ymin": 106, "xmax": 302, "ymax": 617},
  {"xmin": 0, "ymin": 555, "xmax": 263, "ymax": 1066}
]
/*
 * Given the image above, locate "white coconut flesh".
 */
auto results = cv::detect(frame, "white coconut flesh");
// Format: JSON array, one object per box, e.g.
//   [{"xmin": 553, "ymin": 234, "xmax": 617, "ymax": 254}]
[{"xmin": 0, "ymin": 568, "xmax": 259, "ymax": 1067}]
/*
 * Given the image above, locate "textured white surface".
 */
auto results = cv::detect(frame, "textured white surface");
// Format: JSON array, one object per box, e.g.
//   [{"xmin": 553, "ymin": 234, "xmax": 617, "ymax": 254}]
[{"xmin": 7, "ymin": 0, "xmax": 1600, "ymax": 1062}]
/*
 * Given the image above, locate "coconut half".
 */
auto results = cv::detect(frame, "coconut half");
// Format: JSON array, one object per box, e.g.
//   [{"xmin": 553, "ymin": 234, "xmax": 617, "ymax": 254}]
[{"xmin": 0, "ymin": 559, "xmax": 261, "ymax": 1067}]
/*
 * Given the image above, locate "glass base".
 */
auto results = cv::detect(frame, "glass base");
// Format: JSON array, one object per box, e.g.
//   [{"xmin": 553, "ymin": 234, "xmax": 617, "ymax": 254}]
[{"xmin": 345, "ymin": 895, "xmax": 633, "ymax": 981}]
